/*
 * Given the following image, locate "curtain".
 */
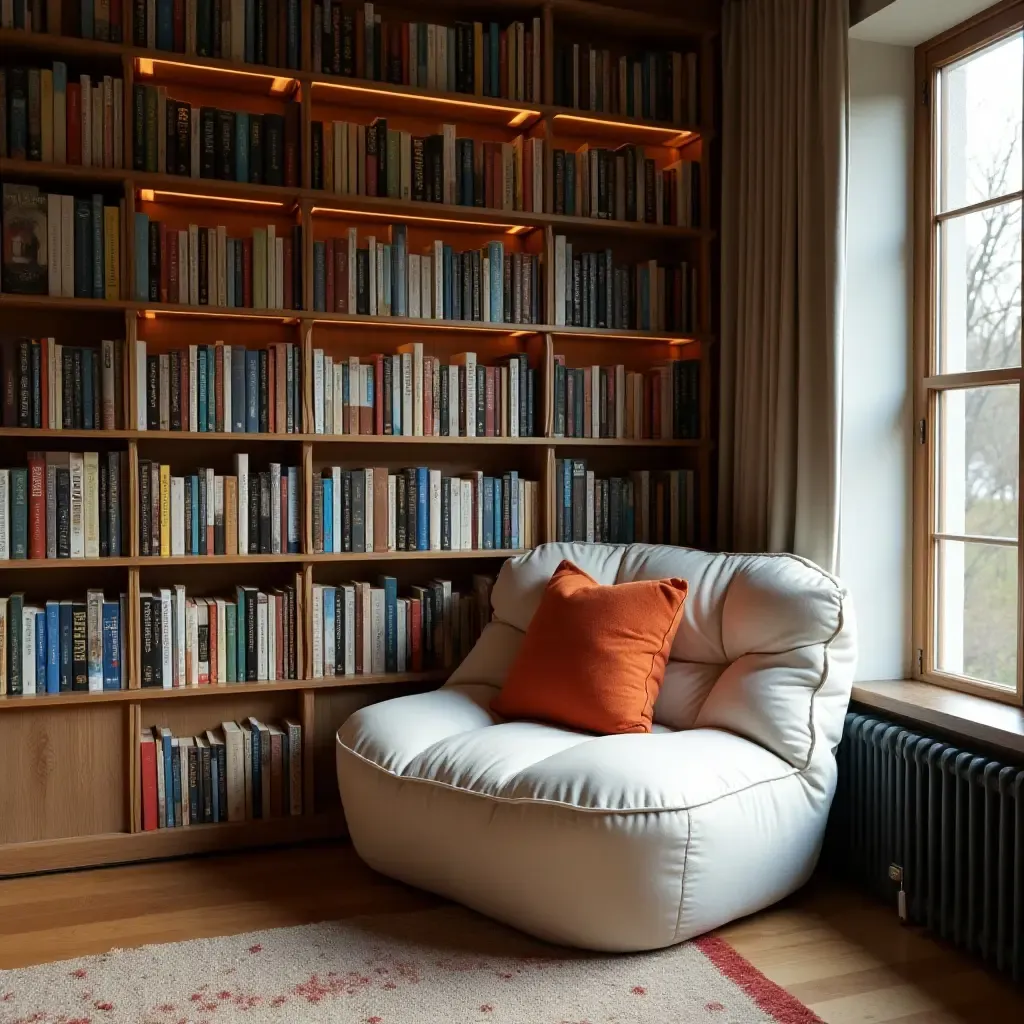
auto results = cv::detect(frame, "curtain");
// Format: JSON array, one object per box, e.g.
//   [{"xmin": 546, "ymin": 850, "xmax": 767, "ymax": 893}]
[{"xmin": 718, "ymin": 0, "xmax": 849, "ymax": 572}]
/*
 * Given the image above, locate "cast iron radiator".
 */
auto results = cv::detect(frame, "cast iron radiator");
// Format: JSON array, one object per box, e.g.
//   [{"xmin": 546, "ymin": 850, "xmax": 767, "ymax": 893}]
[{"xmin": 824, "ymin": 712, "xmax": 1024, "ymax": 981}]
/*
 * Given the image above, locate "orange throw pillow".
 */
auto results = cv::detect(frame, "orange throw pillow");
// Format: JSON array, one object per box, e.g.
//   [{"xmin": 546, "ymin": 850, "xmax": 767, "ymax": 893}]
[{"xmin": 491, "ymin": 560, "xmax": 688, "ymax": 735}]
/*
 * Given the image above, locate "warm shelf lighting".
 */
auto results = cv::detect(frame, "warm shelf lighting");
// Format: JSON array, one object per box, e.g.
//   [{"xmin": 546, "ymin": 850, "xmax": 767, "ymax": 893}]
[
  {"xmin": 134, "ymin": 56, "xmax": 297, "ymax": 92},
  {"xmin": 313, "ymin": 315, "xmax": 530, "ymax": 333},
  {"xmin": 141, "ymin": 307, "xmax": 297, "ymax": 321},
  {"xmin": 552, "ymin": 113, "xmax": 695, "ymax": 146},
  {"xmin": 138, "ymin": 188, "xmax": 286, "ymax": 208},
  {"xmin": 311, "ymin": 206, "xmax": 529, "ymax": 232},
  {"xmin": 313, "ymin": 79, "xmax": 538, "ymax": 122},
  {"xmin": 554, "ymin": 328, "xmax": 698, "ymax": 344}
]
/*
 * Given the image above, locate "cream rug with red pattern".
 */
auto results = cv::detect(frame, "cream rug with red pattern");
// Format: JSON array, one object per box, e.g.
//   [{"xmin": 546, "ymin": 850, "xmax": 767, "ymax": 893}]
[{"xmin": 0, "ymin": 905, "xmax": 821, "ymax": 1024}]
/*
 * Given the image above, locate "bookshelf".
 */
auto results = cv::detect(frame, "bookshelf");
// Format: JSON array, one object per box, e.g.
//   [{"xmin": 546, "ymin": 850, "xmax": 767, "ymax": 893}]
[{"xmin": 0, "ymin": 0, "xmax": 719, "ymax": 876}]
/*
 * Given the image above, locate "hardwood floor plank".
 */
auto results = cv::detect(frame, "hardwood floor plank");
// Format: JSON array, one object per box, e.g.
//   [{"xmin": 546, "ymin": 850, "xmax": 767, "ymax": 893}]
[{"xmin": 0, "ymin": 843, "xmax": 1021, "ymax": 1024}]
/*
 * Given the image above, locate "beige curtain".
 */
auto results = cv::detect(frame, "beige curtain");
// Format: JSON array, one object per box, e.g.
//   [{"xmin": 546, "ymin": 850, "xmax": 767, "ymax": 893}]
[{"xmin": 718, "ymin": 0, "xmax": 849, "ymax": 572}]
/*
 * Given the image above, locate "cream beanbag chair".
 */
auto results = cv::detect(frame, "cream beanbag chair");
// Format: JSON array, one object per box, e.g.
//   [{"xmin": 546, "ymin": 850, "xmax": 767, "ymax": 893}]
[{"xmin": 336, "ymin": 543, "xmax": 856, "ymax": 951}]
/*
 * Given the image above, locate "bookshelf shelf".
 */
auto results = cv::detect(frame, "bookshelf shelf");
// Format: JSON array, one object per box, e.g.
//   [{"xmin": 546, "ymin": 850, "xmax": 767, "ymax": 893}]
[
  {"xmin": 0, "ymin": 813, "xmax": 348, "ymax": 877},
  {"xmin": 0, "ymin": 429, "xmax": 699, "ymax": 447},
  {"xmin": 0, "ymin": 157, "xmax": 128, "ymax": 185},
  {"xmin": 0, "ymin": 671, "xmax": 447, "ymax": 712},
  {"xmin": 302, "ymin": 549, "xmax": 527, "ymax": 563},
  {"xmin": 2, "ymin": 556, "xmax": 138, "ymax": 570},
  {"xmin": 0, "ymin": 0, "xmax": 718, "ymax": 873}
]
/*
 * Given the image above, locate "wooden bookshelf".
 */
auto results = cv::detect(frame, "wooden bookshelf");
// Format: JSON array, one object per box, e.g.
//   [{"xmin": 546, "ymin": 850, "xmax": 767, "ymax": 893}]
[{"xmin": 0, "ymin": 0, "xmax": 719, "ymax": 876}]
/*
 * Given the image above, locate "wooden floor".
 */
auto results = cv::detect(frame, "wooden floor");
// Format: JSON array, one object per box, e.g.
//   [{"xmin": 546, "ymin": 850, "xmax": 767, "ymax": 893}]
[{"xmin": 1, "ymin": 842, "xmax": 1022, "ymax": 1023}]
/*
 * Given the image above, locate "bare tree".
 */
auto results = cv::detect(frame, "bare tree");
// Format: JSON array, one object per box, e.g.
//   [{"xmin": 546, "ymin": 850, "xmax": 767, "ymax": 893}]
[{"xmin": 960, "ymin": 119, "xmax": 1022, "ymax": 683}]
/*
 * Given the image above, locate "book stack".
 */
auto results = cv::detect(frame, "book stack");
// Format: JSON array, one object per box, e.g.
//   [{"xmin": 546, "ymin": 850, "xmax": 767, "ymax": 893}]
[
  {"xmin": 2, "ymin": 338, "xmax": 125, "ymax": 430},
  {"xmin": 134, "ymin": 340, "xmax": 302, "ymax": 433},
  {"xmin": 0, "ymin": 589, "xmax": 126, "ymax": 696},
  {"xmin": 553, "ymin": 44, "xmax": 699, "ymax": 124},
  {"xmin": 311, "ymin": 118, "xmax": 544, "ymax": 213},
  {"xmin": 137, "ymin": 455, "xmax": 301, "ymax": 557},
  {"xmin": 553, "ymin": 357, "xmax": 699, "ymax": 440},
  {"xmin": 0, "ymin": 0, "xmax": 47, "ymax": 31},
  {"xmin": 0, "ymin": 452, "xmax": 128, "ymax": 560},
  {"xmin": 312, "ymin": 225, "xmax": 542, "ymax": 324},
  {"xmin": 139, "ymin": 718, "xmax": 303, "ymax": 831},
  {"xmin": 0, "ymin": 65, "xmax": 124, "ymax": 167},
  {"xmin": 554, "ymin": 459, "xmax": 697, "ymax": 546},
  {"xmin": 131, "ymin": 0, "xmax": 302, "ymax": 68},
  {"xmin": 312, "ymin": 345, "xmax": 535, "ymax": 438},
  {"xmin": 138, "ymin": 581, "xmax": 302, "ymax": 688},
  {"xmin": 133, "ymin": 215, "xmax": 302, "ymax": 310},
  {"xmin": 314, "ymin": 3, "xmax": 542, "ymax": 102},
  {"xmin": 311, "ymin": 573, "xmax": 494, "ymax": 677},
  {"xmin": 131, "ymin": 89, "xmax": 301, "ymax": 185},
  {"xmin": 1, "ymin": 185, "xmax": 122, "ymax": 299},
  {"xmin": 311, "ymin": 465, "xmax": 537, "ymax": 554},
  {"xmin": 552, "ymin": 237, "xmax": 697, "ymax": 333},
  {"xmin": 551, "ymin": 145, "xmax": 700, "ymax": 228}
]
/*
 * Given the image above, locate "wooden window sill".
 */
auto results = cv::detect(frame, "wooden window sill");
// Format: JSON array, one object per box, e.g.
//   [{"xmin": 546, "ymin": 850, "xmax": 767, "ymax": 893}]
[{"xmin": 852, "ymin": 679, "xmax": 1024, "ymax": 760}]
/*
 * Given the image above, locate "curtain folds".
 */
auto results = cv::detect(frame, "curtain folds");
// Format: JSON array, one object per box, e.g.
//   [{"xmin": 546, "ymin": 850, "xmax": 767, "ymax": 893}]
[{"xmin": 718, "ymin": 0, "xmax": 849, "ymax": 572}]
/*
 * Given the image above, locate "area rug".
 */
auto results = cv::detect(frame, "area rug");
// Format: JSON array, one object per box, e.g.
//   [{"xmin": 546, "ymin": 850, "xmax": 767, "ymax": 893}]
[{"xmin": 0, "ymin": 905, "xmax": 822, "ymax": 1024}]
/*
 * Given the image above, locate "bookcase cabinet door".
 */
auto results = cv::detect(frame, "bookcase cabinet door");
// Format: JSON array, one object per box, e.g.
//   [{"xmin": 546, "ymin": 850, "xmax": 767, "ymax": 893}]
[{"xmin": 0, "ymin": 705, "xmax": 128, "ymax": 844}]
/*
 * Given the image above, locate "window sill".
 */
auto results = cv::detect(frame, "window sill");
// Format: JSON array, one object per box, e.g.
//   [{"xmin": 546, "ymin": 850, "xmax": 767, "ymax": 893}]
[{"xmin": 851, "ymin": 679, "xmax": 1024, "ymax": 760}]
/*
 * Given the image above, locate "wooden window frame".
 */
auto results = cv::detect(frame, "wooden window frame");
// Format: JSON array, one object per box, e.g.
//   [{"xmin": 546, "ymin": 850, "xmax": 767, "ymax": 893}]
[{"xmin": 913, "ymin": 0, "xmax": 1024, "ymax": 706}]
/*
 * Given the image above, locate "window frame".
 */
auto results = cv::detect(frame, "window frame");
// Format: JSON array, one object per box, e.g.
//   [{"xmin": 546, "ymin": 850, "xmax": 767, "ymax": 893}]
[{"xmin": 913, "ymin": 0, "xmax": 1024, "ymax": 706}]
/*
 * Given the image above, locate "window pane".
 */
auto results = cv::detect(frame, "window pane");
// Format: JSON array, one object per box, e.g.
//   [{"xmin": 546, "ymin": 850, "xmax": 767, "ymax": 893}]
[
  {"xmin": 939, "ymin": 31, "xmax": 1023, "ymax": 213},
  {"xmin": 938, "ymin": 200, "xmax": 1022, "ymax": 372},
  {"xmin": 937, "ymin": 384, "xmax": 1019, "ymax": 538},
  {"xmin": 935, "ymin": 539, "xmax": 1018, "ymax": 688}
]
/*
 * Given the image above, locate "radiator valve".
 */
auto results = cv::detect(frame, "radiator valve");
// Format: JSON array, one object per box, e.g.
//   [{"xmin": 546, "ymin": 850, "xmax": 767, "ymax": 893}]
[{"xmin": 889, "ymin": 864, "xmax": 907, "ymax": 923}]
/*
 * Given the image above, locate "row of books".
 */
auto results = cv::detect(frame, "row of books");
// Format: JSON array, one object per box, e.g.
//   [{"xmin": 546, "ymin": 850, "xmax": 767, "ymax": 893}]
[
  {"xmin": 552, "ymin": 45, "xmax": 699, "ymax": 125},
  {"xmin": 313, "ymin": 4, "xmax": 542, "ymax": 103},
  {"xmin": 2, "ymin": 337, "xmax": 125, "ymax": 430},
  {"xmin": 133, "ymin": 215, "xmax": 302, "ymax": 310},
  {"xmin": 136, "ymin": 340, "xmax": 302, "ymax": 433},
  {"xmin": 311, "ymin": 228, "xmax": 543, "ymax": 325},
  {"xmin": 138, "ymin": 456, "xmax": 300, "ymax": 557},
  {"xmin": 554, "ymin": 461, "xmax": 697, "ymax": 546},
  {"xmin": 140, "ymin": 582, "xmax": 301, "ymax": 688},
  {"xmin": 132, "ymin": 88, "xmax": 300, "ymax": 185},
  {"xmin": 310, "ymin": 574, "xmax": 493, "ymax": 678},
  {"xmin": 311, "ymin": 466, "xmax": 538, "ymax": 555},
  {"xmin": 0, "ymin": 65, "xmax": 124, "ymax": 167},
  {"xmin": 310, "ymin": 118, "xmax": 544, "ymax": 213},
  {"xmin": 139, "ymin": 719, "xmax": 304, "ymax": 833},
  {"xmin": 311, "ymin": 346, "xmax": 536, "ymax": 439},
  {"xmin": 552, "ymin": 237, "xmax": 697, "ymax": 333},
  {"xmin": 551, "ymin": 145, "xmax": 700, "ymax": 228},
  {"xmin": 131, "ymin": 0, "xmax": 302, "ymax": 68},
  {"xmin": 1, "ymin": 185, "xmax": 122, "ymax": 299},
  {"xmin": 0, "ymin": 453, "xmax": 128, "ymax": 560},
  {"xmin": 553, "ymin": 358, "xmax": 700, "ymax": 441},
  {"xmin": 0, "ymin": 590, "xmax": 125, "ymax": 695},
  {"xmin": 1, "ymin": 0, "xmax": 47, "ymax": 31}
]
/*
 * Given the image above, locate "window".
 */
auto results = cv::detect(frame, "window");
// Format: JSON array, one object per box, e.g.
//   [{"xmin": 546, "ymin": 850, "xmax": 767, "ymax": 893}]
[{"xmin": 916, "ymin": 3, "xmax": 1024, "ymax": 703}]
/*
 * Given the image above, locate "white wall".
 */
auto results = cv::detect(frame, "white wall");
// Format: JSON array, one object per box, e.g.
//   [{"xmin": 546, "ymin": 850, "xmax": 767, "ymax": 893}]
[{"xmin": 838, "ymin": 38, "xmax": 915, "ymax": 680}]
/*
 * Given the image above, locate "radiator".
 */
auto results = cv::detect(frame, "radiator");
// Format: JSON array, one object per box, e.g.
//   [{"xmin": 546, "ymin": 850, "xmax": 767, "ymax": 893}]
[{"xmin": 825, "ymin": 712, "xmax": 1024, "ymax": 981}]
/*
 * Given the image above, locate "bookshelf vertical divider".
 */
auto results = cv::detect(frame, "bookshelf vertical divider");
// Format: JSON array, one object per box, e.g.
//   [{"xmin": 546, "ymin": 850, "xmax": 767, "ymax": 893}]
[
  {"xmin": 127, "ymin": 701, "xmax": 140, "ymax": 832},
  {"xmin": 0, "ymin": 0, "xmax": 718, "ymax": 876}
]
